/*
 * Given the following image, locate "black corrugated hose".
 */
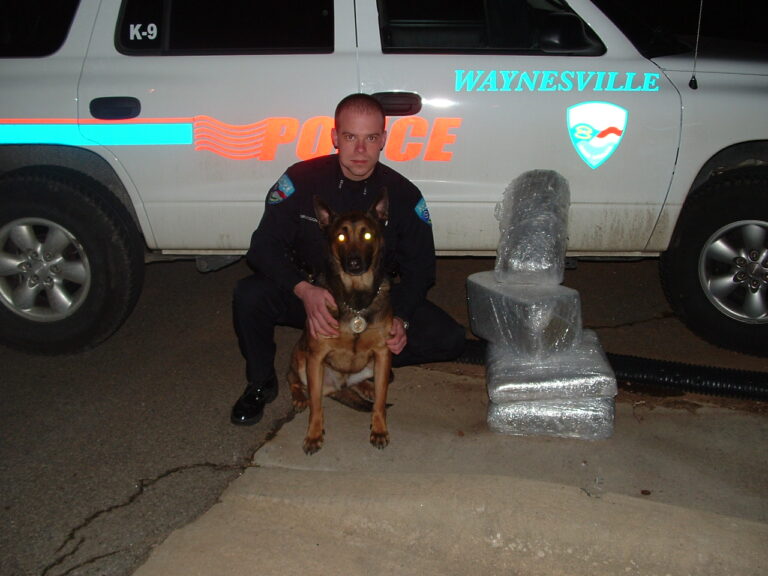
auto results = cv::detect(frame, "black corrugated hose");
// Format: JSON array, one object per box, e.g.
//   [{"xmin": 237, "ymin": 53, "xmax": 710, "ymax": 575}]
[
  {"xmin": 605, "ymin": 353, "xmax": 768, "ymax": 400},
  {"xmin": 457, "ymin": 339, "xmax": 768, "ymax": 400}
]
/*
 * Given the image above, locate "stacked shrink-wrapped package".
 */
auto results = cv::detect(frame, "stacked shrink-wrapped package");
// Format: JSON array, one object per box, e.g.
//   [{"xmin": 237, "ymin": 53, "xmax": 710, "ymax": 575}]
[
  {"xmin": 467, "ymin": 170, "xmax": 616, "ymax": 439},
  {"xmin": 467, "ymin": 276, "xmax": 582, "ymax": 357},
  {"xmin": 494, "ymin": 169, "xmax": 570, "ymax": 285}
]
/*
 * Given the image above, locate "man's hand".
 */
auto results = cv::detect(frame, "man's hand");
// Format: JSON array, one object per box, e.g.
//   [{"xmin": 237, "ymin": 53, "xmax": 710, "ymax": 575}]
[
  {"xmin": 294, "ymin": 281, "xmax": 339, "ymax": 338},
  {"xmin": 387, "ymin": 316, "xmax": 408, "ymax": 355}
]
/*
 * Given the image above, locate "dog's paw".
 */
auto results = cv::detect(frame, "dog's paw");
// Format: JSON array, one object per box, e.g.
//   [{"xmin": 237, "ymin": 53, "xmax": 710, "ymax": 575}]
[
  {"xmin": 369, "ymin": 429, "xmax": 390, "ymax": 450},
  {"xmin": 303, "ymin": 434, "xmax": 324, "ymax": 455},
  {"xmin": 292, "ymin": 398, "xmax": 308, "ymax": 412},
  {"xmin": 291, "ymin": 388, "xmax": 308, "ymax": 412}
]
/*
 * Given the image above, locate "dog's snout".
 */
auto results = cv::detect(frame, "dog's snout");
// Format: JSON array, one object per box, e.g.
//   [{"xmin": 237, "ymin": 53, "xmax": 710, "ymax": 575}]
[{"xmin": 345, "ymin": 254, "xmax": 365, "ymax": 274}]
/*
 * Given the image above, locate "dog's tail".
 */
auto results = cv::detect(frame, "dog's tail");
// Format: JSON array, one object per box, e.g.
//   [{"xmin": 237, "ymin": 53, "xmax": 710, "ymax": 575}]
[
  {"xmin": 327, "ymin": 387, "xmax": 376, "ymax": 412},
  {"xmin": 327, "ymin": 376, "xmax": 395, "ymax": 412}
]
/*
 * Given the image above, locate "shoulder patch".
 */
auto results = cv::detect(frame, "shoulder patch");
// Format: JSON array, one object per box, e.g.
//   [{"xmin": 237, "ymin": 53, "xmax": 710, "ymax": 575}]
[
  {"xmin": 267, "ymin": 173, "xmax": 295, "ymax": 205},
  {"xmin": 414, "ymin": 197, "xmax": 432, "ymax": 226}
]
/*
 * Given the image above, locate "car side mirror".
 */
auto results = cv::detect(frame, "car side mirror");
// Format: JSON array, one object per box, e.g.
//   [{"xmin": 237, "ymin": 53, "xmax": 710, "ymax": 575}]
[{"xmin": 539, "ymin": 12, "xmax": 605, "ymax": 56}]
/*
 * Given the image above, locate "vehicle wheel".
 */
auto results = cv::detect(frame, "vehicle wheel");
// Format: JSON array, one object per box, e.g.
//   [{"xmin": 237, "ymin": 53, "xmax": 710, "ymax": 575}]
[
  {"xmin": 660, "ymin": 167, "xmax": 768, "ymax": 356},
  {"xmin": 0, "ymin": 169, "xmax": 144, "ymax": 354}
]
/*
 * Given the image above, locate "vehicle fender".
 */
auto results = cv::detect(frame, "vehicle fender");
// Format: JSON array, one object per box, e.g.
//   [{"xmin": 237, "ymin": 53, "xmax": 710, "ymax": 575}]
[
  {"xmin": 689, "ymin": 140, "xmax": 768, "ymax": 191},
  {"xmin": 646, "ymin": 140, "xmax": 768, "ymax": 252},
  {"xmin": 0, "ymin": 144, "xmax": 155, "ymax": 247}
]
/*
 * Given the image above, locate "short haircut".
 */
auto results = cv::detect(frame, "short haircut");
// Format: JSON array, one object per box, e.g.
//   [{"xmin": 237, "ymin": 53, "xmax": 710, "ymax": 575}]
[{"xmin": 334, "ymin": 93, "xmax": 386, "ymax": 129}]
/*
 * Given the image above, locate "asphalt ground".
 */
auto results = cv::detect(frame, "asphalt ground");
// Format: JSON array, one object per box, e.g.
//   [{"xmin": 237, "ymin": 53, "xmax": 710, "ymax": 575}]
[{"xmin": 1, "ymin": 257, "xmax": 766, "ymax": 576}]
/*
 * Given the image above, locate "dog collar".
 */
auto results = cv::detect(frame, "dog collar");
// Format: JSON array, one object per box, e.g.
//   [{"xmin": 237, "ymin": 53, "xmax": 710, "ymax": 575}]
[
  {"xmin": 340, "ymin": 303, "xmax": 369, "ymax": 333},
  {"xmin": 341, "ymin": 284, "xmax": 383, "ymax": 334}
]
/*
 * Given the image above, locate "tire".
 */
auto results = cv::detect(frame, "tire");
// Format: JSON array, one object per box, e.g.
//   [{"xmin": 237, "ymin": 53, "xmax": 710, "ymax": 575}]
[
  {"xmin": 660, "ymin": 166, "xmax": 768, "ymax": 357},
  {"xmin": 0, "ymin": 169, "xmax": 145, "ymax": 354}
]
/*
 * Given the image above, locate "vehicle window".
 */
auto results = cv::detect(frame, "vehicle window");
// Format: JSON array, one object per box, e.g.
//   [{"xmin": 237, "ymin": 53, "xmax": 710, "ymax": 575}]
[
  {"xmin": 117, "ymin": 0, "xmax": 333, "ymax": 55},
  {"xmin": 0, "ymin": 0, "xmax": 80, "ymax": 57},
  {"xmin": 378, "ymin": 0, "xmax": 605, "ymax": 55},
  {"xmin": 592, "ymin": 0, "xmax": 768, "ymax": 58}
]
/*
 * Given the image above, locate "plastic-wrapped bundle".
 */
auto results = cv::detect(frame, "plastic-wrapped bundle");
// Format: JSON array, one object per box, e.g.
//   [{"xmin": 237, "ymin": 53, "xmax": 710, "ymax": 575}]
[
  {"xmin": 467, "ymin": 271, "xmax": 582, "ymax": 357},
  {"xmin": 487, "ymin": 330, "xmax": 617, "ymax": 403},
  {"xmin": 487, "ymin": 397, "xmax": 615, "ymax": 440},
  {"xmin": 494, "ymin": 170, "xmax": 570, "ymax": 285}
]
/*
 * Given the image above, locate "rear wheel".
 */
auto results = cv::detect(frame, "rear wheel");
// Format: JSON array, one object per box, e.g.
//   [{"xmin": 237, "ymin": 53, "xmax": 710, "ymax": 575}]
[
  {"xmin": 0, "ymin": 169, "xmax": 144, "ymax": 354},
  {"xmin": 660, "ymin": 167, "xmax": 768, "ymax": 356}
]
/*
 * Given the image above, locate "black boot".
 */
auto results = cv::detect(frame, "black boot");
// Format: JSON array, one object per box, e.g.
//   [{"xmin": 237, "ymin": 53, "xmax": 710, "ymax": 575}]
[{"xmin": 230, "ymin": 377, "xmax": 278, "ymax": 426}]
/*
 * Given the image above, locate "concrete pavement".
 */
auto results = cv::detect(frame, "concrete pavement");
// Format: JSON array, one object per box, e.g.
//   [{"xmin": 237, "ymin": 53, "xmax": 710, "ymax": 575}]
[
  {"xmin": 4, "ymin": 258, "xmax": 766, "ymax": 575},
  {"xmin": 133, "ymin": 364, "xmax": 768, "ymax": 576}
]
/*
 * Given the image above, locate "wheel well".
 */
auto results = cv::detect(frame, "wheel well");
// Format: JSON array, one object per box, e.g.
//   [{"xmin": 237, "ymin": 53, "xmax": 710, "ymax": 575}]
[
  {"xmin": 690, "ymin": 140, "xmax": 768, "ymax": 192},
  {"xmin": 0, "ymin": 149, "xmax": 147, "ymax": 252},
  {"xmin": 655, "ymin": 150, "xmax": 768, "ymax": 254},
  {"xmin": 0, "ymin": 144, "xmax": 142, "ymax": 231},
  {"xmin": 671, "ymin": 162, "xmax": 768, "ymax": 250}
]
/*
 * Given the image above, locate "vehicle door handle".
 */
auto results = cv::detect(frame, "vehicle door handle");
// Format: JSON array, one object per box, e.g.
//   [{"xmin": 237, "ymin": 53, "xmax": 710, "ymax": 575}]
[
  {"xmin": 371, "ymin": 92, "xmax": 422, "ymax": 116},
  {"xmin": 89, "ymin": 97, "xmax": 141, "ymax": 120}
]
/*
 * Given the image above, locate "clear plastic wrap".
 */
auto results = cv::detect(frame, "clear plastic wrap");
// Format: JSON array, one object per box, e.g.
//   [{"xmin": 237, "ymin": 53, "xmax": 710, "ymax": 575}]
[
  {"xmin": 469, "ymin": 169, "xmax": 615, "ymax": 439},
  {"xmin": 467, "ymin": 271, "xmax": 582, "ymax": 357},
  {"xmin": 487, "ymin": 397, "xmax": 615, "ymax": 440},
  {"xmin": 486, "ymin": 330, "xmax": 617, "ymax": 403},
  {"xmin": 494, "ymin": 170, "xmax": 570, "ymax": 286}
]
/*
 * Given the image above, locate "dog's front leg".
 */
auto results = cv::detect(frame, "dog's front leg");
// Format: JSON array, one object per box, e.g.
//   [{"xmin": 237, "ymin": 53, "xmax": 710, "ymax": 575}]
[
  {"xmin": 370, "ymin": 348, "xmax": 391, "ymax": 449},
  {"xmin": 303, "ymin": 353, "xmax": 326, "ymax": 455}
]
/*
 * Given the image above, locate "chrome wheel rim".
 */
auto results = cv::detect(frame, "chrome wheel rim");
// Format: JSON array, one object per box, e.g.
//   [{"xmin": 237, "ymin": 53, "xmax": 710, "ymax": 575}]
[
  {"xmin": 0, "ymin": 218, "xmax": 91, "ymax": 322},
  {"xmin": 699, "ymin": 220, "xmax": 768, "ymax": 324}
]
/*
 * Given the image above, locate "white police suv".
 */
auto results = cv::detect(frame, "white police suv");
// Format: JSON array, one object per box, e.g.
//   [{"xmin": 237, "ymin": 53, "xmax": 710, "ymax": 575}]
[{"xmin": 1, "ymin": 0, "xmax": 766, "ymax": 355}]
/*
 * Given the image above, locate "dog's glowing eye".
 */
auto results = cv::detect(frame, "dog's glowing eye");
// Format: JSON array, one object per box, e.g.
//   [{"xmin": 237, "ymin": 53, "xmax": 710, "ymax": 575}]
[
  {"xmin": 364, "ymin": 232, "xmax": 373, "ymax": 241},
  {"xmin": 337, "ymin": 233, "xmax": 346, "ymax": 243}
]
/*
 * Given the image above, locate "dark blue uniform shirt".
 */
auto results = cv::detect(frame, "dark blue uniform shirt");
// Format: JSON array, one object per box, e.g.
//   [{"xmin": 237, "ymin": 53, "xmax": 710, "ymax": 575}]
[{"xmin": 247, "ymin": 154, "xmax": 436, "ymax": 322}]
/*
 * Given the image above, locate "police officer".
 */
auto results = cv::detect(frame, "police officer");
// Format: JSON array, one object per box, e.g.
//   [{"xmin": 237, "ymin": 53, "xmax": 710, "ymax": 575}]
[{"xmin": 231, "ymin": 93, "xmax": 466, "ymax": 425}]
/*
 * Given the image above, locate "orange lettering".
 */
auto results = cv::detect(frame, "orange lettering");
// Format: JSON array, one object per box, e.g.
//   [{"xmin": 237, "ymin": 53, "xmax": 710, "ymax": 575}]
[
  {"xmin": 385, "ymin": 116, "xmax": 428, "ymax": 162},
  {"xmin": 258, "ymin": 117, "xmax": 299, "ymax": 160},
  {"xmin": 191, "ymin": 115, "xmax": 462, "ymax": 162},
  {"xmin": 424, "ymin": 117, "xmax": 461, "ymax": 162},
  {"xmin": 296, "ymin": 116, "xmax": 334, "ymax": 160}
]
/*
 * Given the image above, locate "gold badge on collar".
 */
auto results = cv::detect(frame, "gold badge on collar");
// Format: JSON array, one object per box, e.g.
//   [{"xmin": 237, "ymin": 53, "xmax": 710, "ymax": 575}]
[{"xmin": 350, "ymin": 315, "xmax": 367, "ymax": 333}]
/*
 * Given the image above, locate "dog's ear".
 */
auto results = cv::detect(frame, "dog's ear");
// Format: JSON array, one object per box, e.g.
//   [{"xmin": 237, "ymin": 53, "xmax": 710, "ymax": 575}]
[
  {"xmin": 371, "ymin": 188, "xmax": 389, "ymax": 222},
  {"xmin": 313, "ymin": 196, "xmax": 334, "ymax": 229}
]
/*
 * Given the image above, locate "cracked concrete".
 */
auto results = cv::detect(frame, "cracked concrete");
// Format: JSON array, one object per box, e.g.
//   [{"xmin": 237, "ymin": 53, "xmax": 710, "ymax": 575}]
[
  {"xmin": 1, "ymin": 258, "xmax": 766, "ymax": 575},
  {"xmin": 41, "ymin": 466, "xmax": 242, "ymax": 576},
  {"xmin": 133, "ymin": 367, "xmax": 768, "ymax": 576},
  {"xmin": 1, "ymin": 260, "xmax": 299, "ymax": 576},
  {"xmin": 40, "ymin": 463, "xmax": 247, "ymax": 576}
]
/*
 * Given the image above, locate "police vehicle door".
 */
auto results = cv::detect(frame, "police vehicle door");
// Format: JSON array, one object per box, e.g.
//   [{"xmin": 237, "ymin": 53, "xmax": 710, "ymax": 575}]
[
  {"xmin": 356, "ymin": 0, "xmax": 681, "ymax": 254},
  {"xmin": 77, "ymin": 0, "xmax": 355, "ymax": 252}
]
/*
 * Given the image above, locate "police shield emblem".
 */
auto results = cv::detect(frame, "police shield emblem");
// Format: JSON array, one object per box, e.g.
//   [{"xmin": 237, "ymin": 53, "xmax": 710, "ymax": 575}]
[{"xmin": 567, "ymin": 102, "xmax": 628, "ymax": 169}]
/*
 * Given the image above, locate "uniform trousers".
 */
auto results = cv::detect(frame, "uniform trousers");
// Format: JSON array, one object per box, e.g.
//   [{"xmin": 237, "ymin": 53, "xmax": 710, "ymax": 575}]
[{"xmin": 233, "ymin": 272, "xmax": 466, "ymax": 387}]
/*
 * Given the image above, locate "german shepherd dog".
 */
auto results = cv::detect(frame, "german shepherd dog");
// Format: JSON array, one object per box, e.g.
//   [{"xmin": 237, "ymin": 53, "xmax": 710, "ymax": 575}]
[{"xmin": 288, "ymin": 190, "xmax": 393, "ymax": 455}]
